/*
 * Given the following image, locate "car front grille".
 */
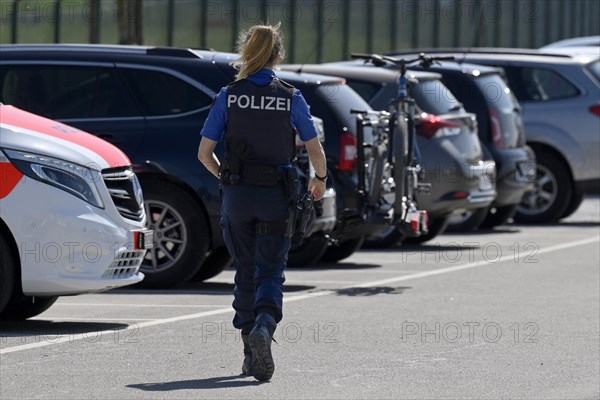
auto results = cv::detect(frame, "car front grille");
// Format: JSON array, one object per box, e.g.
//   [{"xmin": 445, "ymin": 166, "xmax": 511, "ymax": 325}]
[
  {"xmin": 102, "ymin": 250, "xmax": 145, "ymax": 279},
  {"xmin": 102, "ymin": 167, "xmax": 144, "ymax": 222}
]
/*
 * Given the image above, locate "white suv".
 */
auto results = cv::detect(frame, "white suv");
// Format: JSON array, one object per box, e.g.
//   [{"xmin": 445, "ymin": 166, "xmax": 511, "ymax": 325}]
[{"xmin": 0, "ymin": 105, "xmax": 152, "ymax": 320}]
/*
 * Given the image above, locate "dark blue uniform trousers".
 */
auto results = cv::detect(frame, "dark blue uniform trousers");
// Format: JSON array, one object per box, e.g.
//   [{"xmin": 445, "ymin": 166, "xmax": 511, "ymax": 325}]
[{"xmin": 220, "ymin": 182, "xmax": 292, "ymax": 334}]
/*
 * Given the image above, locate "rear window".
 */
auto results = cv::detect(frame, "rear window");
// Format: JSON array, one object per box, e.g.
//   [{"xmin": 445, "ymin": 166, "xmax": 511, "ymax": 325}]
[
  {"xmin": 411, "ymin": 79, "xmax": 463, "ymax": 115},
  {"xmin": 587, "ymin": 61, "xmax": 600, "ymax": 83},
  {"xmin": 317, "ymin": 83, "xmax": 371, "ymax": 128},
  {"xmin": 474, "ymin": 74, "xmax": 516, "ymax": 113},
  {"xmin": 345, "ymin": 80, "xmax": 383, "ymax": 103},
  {"xmin": 475, "ymin": 74, "xmax": 523, "ymax": 148},
  {"xmin": 294, "ymin": 81, "xmax": 371, "ymax": 146}
]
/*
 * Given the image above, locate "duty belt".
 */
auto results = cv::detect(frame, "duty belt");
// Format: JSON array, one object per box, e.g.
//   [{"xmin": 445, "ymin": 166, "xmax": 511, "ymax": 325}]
[{"xmin": 221, "ymin": 162, "xmax": 286, "ymax": 187}]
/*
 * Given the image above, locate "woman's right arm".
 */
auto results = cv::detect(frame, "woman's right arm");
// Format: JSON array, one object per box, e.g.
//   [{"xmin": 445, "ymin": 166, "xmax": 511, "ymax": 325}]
[{"xmin": 198, "ymin": 87, "xmax": 228, "ymax": 178}]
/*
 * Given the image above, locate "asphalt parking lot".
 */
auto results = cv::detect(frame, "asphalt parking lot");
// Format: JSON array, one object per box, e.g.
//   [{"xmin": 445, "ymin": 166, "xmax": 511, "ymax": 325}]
[{"xmin": 1, "ymin": 197, "xmax": 599, "ymax": 400}]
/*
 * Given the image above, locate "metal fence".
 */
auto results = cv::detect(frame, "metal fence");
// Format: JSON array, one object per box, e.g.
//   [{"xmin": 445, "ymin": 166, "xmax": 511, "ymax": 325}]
[{"xmin": 1, "ymin": 0, "xmax": 599, "ymax": 63}]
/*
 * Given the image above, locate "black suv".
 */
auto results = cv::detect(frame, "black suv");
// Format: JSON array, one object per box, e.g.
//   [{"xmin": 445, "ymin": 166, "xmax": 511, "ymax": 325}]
[{"xmin": 0, "ymin": 44, "xmax": 337, "ymax": 285}]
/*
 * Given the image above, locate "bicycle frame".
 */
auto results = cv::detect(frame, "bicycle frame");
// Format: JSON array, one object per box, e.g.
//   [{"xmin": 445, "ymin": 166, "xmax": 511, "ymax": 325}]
[{"xmin": 351, "ymin": 52, "xmax": 454, "ymax": 230}]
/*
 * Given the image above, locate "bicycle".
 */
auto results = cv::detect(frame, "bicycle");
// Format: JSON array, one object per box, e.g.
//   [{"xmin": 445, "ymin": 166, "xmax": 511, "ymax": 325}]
[{"xmin": 350, "ymin": 53, "xmax": 456, "ymax": 243}]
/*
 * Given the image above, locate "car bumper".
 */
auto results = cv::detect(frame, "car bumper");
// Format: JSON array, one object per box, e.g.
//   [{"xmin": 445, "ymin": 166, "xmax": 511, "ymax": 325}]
[
  {"xmin": 492, "ymin": 146, "xmax": 536, "ymax": 207},
  {"xmin": 417, "ymin": 160, "xmax": 497, "ymax": 216},
  {"xmin": 2, "ymin": 181, "xmax": 147, "ymax": 296}
]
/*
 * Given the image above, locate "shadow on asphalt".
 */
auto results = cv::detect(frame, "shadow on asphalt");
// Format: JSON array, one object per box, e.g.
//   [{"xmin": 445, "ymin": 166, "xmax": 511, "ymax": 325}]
[
  {"xmin": 362, "ymin": 243, "xmax": 481, "ymax": 253},
  {"xmin": 442, "ymin": 227, "xmax": 522, "ymax": 235},
  {"xmin": 335, "ymin": 286, "xmax": 411, "ymax": 296},
  {"xmin": 0, "ymin": 320, "xmax": 129, "ymax": 337},
  {"xmin": 290, "ymin": 262, "xmax": 382, "ymax": 271},
  {"xmin": 512, "ymin": 221, "xmax": 600, "ymax": 228},
  {"xmin": 109, "ymin": 282, "xmax": 316, "ymax": 295},
  {"xmin": 127, "ymin": 375, "xmax": 263, "ymax": 391}
]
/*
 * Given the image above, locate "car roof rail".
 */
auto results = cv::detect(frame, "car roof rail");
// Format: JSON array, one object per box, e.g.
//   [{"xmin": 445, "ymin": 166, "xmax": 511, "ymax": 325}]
[
  {"xmin": 146, "ymin": 47, "xmax": 201, "ymax": 59},
  {"xmin": 386, "ymin": 47, "xmax": 573, "ymax": 59}
]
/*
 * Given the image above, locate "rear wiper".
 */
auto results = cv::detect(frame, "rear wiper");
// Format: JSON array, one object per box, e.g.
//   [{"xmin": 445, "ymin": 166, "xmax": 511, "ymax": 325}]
[{"xmin": 448, "ymin": 103, "xmax": 463, "ymax": 111}]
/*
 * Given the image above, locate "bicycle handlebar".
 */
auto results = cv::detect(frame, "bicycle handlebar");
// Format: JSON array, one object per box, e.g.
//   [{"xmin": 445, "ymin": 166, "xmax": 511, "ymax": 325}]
[
  {"xmin": 351, "ymin": 109, "xmax": 391, "ymax": 117},
  {"xmin": 350, "ymin": 52, "xmax": 455, "ymax": 69}
]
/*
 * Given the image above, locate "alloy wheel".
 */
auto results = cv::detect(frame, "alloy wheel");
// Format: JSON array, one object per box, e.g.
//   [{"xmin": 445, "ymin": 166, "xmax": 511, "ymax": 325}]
[{"xmin": 142, "ymin": 199, "xmax": 188, "ymax": 273}]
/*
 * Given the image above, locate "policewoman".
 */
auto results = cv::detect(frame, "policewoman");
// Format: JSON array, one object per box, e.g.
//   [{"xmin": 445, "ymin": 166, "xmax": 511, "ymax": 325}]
[{"xmin": 198, "ymin": 23, "xmax": 327, "ymax": 381}]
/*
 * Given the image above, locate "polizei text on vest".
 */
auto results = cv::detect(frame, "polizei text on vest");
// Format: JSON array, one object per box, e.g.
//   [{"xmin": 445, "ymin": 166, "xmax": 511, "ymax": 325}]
[{"xmin": 227, "ymin": 95, "xmax": 291, "ymax": 111}]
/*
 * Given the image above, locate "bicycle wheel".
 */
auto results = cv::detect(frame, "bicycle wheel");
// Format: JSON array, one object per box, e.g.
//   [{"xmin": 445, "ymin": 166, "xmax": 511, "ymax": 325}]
[{"xmin": 365, "ymin": 143, "xmax": 387, "ymax": 207}]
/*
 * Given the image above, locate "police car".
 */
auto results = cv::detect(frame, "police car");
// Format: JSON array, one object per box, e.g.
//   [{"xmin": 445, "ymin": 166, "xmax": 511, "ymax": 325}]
[{"xmin": 0, "ymin": 105, "xmax": 151, "ymax": 320}]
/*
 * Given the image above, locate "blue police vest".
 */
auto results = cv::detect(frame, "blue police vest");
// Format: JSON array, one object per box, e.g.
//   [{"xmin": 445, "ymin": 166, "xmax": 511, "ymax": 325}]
[{"xmin": 224, "ymin": 78, "xmax": 295, "ymax": 166}]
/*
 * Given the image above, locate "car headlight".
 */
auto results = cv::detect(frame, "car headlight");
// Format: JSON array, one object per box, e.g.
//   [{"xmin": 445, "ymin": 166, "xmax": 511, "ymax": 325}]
[{"xmin": 1, "ymin": 148, "xmax": 104, "ymax": 208}]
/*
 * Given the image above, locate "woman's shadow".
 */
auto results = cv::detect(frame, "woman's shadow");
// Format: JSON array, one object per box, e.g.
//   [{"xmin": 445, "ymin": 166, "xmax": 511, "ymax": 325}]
[{"xmin": 127, "ymin": 374, "xmax": 264, "ymax": 391}]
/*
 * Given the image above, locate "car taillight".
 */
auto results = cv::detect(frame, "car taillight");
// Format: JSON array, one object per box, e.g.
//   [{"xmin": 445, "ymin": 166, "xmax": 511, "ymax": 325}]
[
  {"xmin": 489, "ymin": 108, "xmax": 504, "ymax": 150},
  {"xmin": 415, "ymin": 113, "xmax": 460, "ymax": 139},
  {"xmin": 590, "ymin": 105, "xmax": 600, "ymax": 117},
  {"xmin": 338, "ymin": 133, "xmax": 357, "ymax": 171}
]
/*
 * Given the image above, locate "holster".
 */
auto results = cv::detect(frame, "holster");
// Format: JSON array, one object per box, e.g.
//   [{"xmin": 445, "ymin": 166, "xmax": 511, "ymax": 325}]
[
  {"xmin": 254, "ymin": 168, "xmax": 300, "ymax": 239},
  {"xmin": 291, "ymin": 192, "xmax": 315, "ymax": 247}
]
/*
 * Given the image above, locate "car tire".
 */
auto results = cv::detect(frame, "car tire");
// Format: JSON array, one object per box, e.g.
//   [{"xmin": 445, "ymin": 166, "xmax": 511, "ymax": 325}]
[
  {"xmin": 402, "ymin": 216, "xmax": 450, "ymax": 245},
  {"xmin": 445, "ymin": 207, "xmax": 489, "ymax": 232},
  {"xmin": 320, "ymin": 235, "xmax": 365, "ymax": 263},
  {"xmin": 139, "ymin": 180, "xmax": 210, "ymax": 288},
  {"xmin": 0, "ymin": 234, "xmax": 16, "ymax": 314},
  {"xmin": 514, "ymin": 151, "xmax": 572, "ymax": 224},
  {"xmin": 479, "ymin": 205, "xmax": 518, "ymax": 229},
  {"xmin": 0, "ymin": 295, "xmax": 58, "ymax": 320},
  {"xmin": 363, "ymin": 227, "xmax": 404, "ymax": 249},
  {"xmin": 288, "ymin": 234, "xmax": 330, "ymax": 267},
  {"xmin": 192, "ymin": 247, "xmax": 232, "ymax": 282},
  {"xmin": 560, "ymin": 188, "xmax": 585, "ymax": 219}
]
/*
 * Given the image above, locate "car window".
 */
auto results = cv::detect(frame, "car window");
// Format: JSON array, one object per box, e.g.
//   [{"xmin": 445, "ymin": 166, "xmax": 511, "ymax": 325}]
[
  {"xmin": 411, "ymin": 79, "xmax": 463, "ymax": 115},
  {"xmin": 586, "ymin": 61, "xmax": 600, "ymax": 83},
  {"xmin": 121, "ymin": 68, "xmax": 212, "ymax": 116},
  {"xmin": 317, "ymin": 83, "xmax": 371, "ymax": 129},
  {"xmin": 502, "ymin": 66, "xmax": 580, "ymax": 102},
  {"xmin": 345, "ymin": 79, "xmax": 383, "ymax": 103},
  {"xmin": 474, "ymin": 74, "xmax": 516, "ymax": 113},
  {"xmin": 475, "ymin": 73, "xmax": 523, "ymax": 148},
  {"xmin": 0, "ymin": 65, "xmax": 140, "ymax": 119}
]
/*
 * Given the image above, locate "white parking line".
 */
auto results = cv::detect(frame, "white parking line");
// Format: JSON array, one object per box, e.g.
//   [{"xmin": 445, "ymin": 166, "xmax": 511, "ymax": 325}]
[
  {"xmin": 1, "ymin": 236, "xmax": 598, "ymax": 355},
  {"xmin": 54, "ymin": 303, "xmax": 231, "ymax": 308},
  {"xmin": 31, "ymin": 317, "xmax": 156, "ymax": 321}
]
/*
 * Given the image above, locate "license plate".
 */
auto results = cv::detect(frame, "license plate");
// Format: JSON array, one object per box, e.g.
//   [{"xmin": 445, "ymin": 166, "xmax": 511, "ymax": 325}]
[
  {"xmin": 134, "ymin": 230, "xmax": 154, "ymax": 250},
  {"xmin": 515, "ymin": 161, "xmax": 536, "ymax": 183}
]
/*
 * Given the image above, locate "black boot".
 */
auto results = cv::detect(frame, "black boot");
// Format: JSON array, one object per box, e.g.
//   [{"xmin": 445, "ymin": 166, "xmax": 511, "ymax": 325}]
[
  {"xmin": 241, "ymin": 333, "xmax": 252, "ymax": 376},
  {"xmin": 248, "ymin": 312, "xmax": 276, "ymax": 381}
]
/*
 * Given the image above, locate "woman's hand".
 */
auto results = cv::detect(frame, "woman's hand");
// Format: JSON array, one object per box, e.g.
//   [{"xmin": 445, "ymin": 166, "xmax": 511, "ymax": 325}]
[{"xmin": 308, "ymin": 178, "xmax": 326, "ymax": 201}]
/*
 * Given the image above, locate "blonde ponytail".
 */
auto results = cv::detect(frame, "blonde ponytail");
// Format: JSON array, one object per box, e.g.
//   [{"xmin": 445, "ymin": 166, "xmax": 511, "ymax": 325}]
[{"xmin": 232, "ymin": 23, "xmax": 285, "ymax": 81}]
